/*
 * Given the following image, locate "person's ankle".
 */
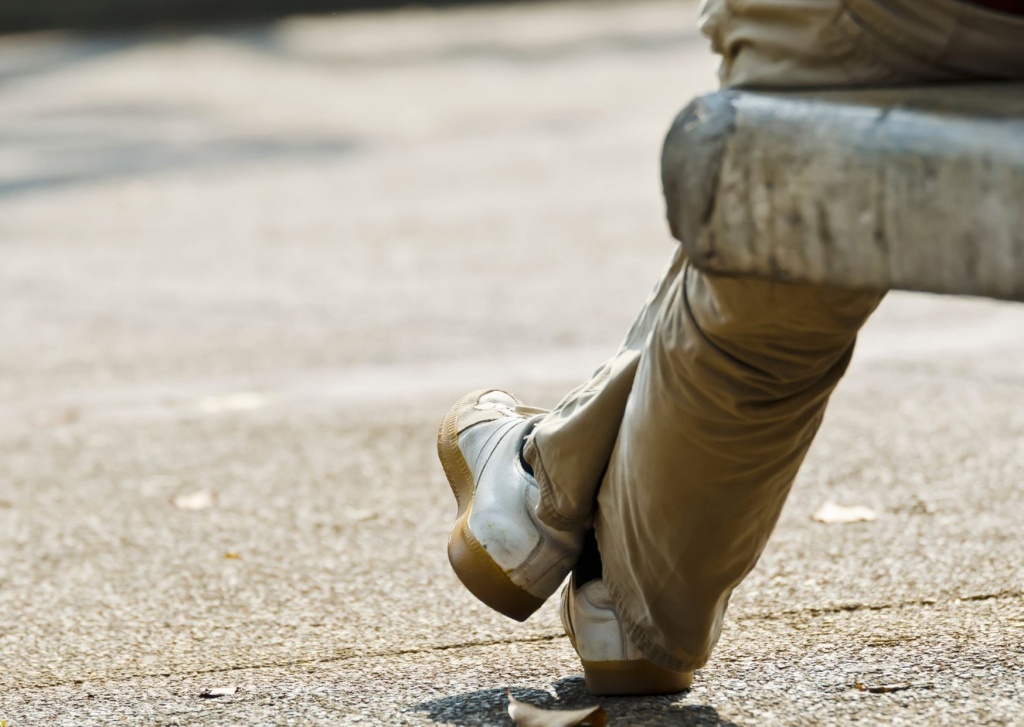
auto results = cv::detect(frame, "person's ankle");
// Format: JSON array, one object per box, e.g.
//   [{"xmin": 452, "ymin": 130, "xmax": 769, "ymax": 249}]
[
  {"xmin": 518, "ymin": 440, "xmax": 535, "ymax": 478},
  {"xmin": 573, "ymin": 529, "xmax": 603, "ymax": 587}
]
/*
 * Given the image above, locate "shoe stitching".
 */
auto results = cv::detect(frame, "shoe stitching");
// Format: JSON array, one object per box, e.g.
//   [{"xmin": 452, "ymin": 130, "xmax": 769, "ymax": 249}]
[
  {"xmin": 476, "ymin": 418, "xmax": 522, "ymax": 480},
  {"xmin": 470, "ymin": 415, "xmax": 521, "ymax": 475}
]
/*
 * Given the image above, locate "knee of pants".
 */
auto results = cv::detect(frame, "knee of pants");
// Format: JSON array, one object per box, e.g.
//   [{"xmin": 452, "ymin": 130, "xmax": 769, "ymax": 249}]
[{"xmin": 657, "ymin": 265, "xmax": 884, "ymax": 388}]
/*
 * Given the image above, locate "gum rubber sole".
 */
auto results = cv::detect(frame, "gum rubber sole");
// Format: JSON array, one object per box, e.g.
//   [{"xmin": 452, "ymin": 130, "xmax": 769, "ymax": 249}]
[
  {"xmin": 437, "ymin": 391, "xmax": 545, "ymax": 622},
  {"xmin": 581, "ymin": 659, "xmax": 693, "ymax": 696},
  {"xmin": 564, "ymin": 586, "xmax": 693, "ymax": 696}
]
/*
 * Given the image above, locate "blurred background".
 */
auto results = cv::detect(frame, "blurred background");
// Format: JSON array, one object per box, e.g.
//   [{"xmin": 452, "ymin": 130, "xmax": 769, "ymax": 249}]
[{"xmin": 0, "ymin": 0, "xmax": 715, "ymax": 402}]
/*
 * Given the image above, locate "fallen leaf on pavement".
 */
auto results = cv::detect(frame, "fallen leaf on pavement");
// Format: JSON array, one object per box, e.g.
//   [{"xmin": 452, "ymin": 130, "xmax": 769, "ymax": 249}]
[
  {"xmin": 854, "ymin": 680, "xmax": 934, "ymax": 693},
  {"xmin": 199, "ymin": 685, "xmax": 237, "ymax": 698},
  {"xmin": 893, "ymin": 495, "xmax": 935, "ymax": 516},
  {"xmin": 171, "ymin": 490, "xmax": 217, "ymax": 510},
  {"xmin": 507, "ymin": 692, "xmax": 607, "ymax": 727},
  {"xmin": 29, "ymin": 407, "xmax": 81, "ymax": 428},
  {"xmin": 344, "ymin": 508, "xmax": 378, "ymax": 522},
  {"xmin": 812, "ymin": 501, "xmax": 877, "ymax": 524}
]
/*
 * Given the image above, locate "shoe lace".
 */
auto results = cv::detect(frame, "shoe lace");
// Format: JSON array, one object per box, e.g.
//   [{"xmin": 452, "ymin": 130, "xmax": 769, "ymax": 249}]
[
  {"xmin": 514, "ymin": 405, "xmax": 547, "ymax": 417},
  {"xmin": 473, "ymin": 401, "xmax": 547, "ymax": 418}
]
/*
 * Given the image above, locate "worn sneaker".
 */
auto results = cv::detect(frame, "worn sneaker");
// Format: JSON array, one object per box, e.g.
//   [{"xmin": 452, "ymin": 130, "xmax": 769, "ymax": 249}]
[
  {"xmin": 561, "ymin": 579, "xmax": 693, "ymax": 696},
  {"xmin": 437, "ymin": 389, "xmax": 582, "ymax": 621}
]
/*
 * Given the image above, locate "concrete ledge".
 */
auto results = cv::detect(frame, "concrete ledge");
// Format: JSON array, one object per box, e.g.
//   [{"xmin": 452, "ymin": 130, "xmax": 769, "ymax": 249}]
[{"xmin": 661, "ymin": 84, "xmax": 1024, "ymax": 301}]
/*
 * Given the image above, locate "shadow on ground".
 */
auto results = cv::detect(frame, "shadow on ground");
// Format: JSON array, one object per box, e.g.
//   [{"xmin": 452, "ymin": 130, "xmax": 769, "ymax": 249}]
[
  {"xmin": 413, "ymin": 676, "xmax": 742, "ymax": 726},
  {"xmin": 0, "ymin": 35, "xmax": 141, "ymax": 89},
  {"xmin": 1, "ymin": 0, "xmax": 554, "ymax": 34},
  {"xmin": 0, "ymin": 103, "xmax": 357, "ymax": 198}
]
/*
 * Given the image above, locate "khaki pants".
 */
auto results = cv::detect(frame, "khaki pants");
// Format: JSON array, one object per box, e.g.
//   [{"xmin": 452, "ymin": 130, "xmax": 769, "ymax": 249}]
[{"xmin": 523, "ymin": 0, "xmax": 1024, "ymax": 672}]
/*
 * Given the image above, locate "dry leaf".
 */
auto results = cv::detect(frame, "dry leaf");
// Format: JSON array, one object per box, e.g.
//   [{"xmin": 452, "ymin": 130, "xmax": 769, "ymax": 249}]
[
  {"xmin": 172, "ymin": 490, "xmax": 217, "ymax": 511},
  {"xmin": 344, "ymin": 508, "xmax": 378, "ymax": 522},
  {"xmin": 224, "ymin": 552, "xmax": 241, "ymax": 560},
  {"xmin": 854, "ymin": 680, "xmax": 934, "ymax": 693},
  {"xmin": 30, "ymin": 408, "xmax": 80, "ymax": 428},
  {"xmin": 199, "ymin": 685, "xmax": 237, "ymax": 698},
  {"xmin": 507, "ymin": 693, "xmax": 607, "ymax": 727},
  {"xmin": 812, "ymin": 501, "xmax": 877, "ymax": 524},
  {"xmin": 895, "ymin": 495, "xmax": 935, "ymax": 516}
]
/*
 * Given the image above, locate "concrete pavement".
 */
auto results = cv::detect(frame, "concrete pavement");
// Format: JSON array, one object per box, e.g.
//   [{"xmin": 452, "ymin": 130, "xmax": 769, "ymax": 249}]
[{"xmin": 1, "ymin": 2, "xmax": 1022, "ymax": 724}]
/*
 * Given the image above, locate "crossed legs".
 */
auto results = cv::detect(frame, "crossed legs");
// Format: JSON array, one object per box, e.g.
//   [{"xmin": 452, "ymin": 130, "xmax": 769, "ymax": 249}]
[
  {"xmin": 526, "ymin": 254, "xmax": 883, "ymax": 671},
  {"xmin": 439, "ymin": 0, "xmax": 1022, "ymax": 691}
]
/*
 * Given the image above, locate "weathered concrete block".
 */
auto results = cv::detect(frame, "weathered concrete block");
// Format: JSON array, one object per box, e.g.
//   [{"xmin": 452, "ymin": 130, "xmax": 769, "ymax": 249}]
[{"xmin": 662, "ymin": 84, "xmax": 1024, "ymax": 301}]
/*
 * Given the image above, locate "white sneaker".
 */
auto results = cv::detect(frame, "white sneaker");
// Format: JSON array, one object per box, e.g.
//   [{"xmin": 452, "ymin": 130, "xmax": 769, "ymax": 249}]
[
  {"xmin": 437, "ymin": 389, "xmax": 583, "ymax": 621},
  {"xmin": 561, "ymin": 579, "xmax": 693, "ymax": 696}
]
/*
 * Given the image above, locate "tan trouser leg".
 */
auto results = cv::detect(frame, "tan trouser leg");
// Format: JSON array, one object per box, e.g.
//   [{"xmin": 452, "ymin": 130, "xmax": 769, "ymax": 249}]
[
  {"xmin": 525, "ymin": 246, "xmax": 689, "ymax": 532},
  {"xmin": 597, "ymin": 271, "xmax": 882, "ymax": 669},
  {"xmin": 525, "ymin": 0, "xmax": 1024, "ymax": 672}
]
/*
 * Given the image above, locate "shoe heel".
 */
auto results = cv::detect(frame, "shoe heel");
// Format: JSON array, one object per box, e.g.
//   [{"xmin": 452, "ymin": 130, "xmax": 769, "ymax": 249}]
[
  {"xmin": 581, "ymin": 659, "xmax": 693, "ymax": 696},
  {"xmin": 448, "ymin": 517, "xmax": 545, "ymax": 622},
  {"xmin": 439, "ymin": 395, "xmax": 546, "ymax": 622}
]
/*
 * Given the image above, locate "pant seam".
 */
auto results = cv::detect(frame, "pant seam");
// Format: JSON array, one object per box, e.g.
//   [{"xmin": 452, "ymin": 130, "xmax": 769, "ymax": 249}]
[
  {"xmin": 840, "ymin": 0, "xmax": 974, "ymax": 80},
  {"xmin": 832, "ymin": 7, "xmax": 923, "ymax": 85},
  {"xmin": 934, "ymin": 0, "xmax": 970, "ymax": 67}
]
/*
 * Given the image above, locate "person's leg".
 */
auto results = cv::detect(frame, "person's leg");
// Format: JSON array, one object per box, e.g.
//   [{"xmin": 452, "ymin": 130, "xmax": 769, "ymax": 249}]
[
  {"xmin": 434, "ymin": 248, "xmax": 686, "ymax": 628},
  {"xmin": 596, "ymin": 270, "xmax": 882, "ymax": 670},
  {"xmin": 569, "ymin": 0, "xmax": 1024, "ymax": 674},
  {"xmin": 523, "ymin": 245, "xmax": 687, "ymax": 532},
  {"xmin": 438, "ymin": 0, "xmax": 1024, "ymax": 689}
]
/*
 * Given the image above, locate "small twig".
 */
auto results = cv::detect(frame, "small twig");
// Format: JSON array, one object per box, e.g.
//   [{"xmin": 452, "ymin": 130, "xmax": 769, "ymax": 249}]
[{"xmin": 854, "ymin": 680, "xmax": 935, "ymax": 694}]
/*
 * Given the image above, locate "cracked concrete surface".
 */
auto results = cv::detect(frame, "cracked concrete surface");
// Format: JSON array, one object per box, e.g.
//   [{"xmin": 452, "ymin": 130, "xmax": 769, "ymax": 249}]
[{"xmin": 0, "ymin": 1, "xmax": 1022, "ymax": 724}]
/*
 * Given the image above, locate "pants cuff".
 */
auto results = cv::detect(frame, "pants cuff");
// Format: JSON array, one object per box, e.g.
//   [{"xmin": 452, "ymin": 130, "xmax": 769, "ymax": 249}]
[
  {"xmin": 522, "ymin": 434, "xmax": 592, "ymax": 533},
  {"xmin": 604, "ymin": 573, "xmax": 707, "ymax": 674}
]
